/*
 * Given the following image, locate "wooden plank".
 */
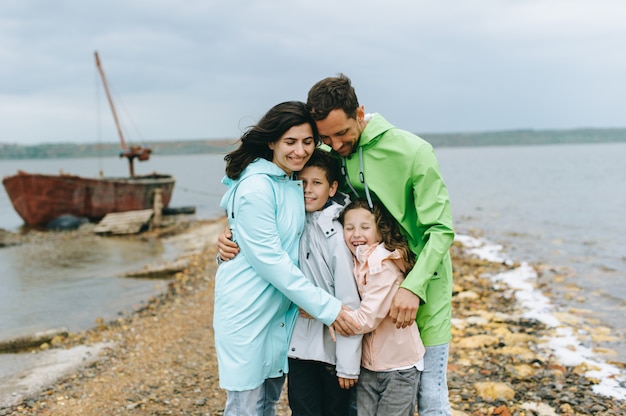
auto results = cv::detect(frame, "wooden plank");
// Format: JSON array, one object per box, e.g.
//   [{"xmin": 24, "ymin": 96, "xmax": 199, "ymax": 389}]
[
  {"xmin": 122, "ymin": 259, "xmax": 189, "ymax": 279},
  {"xmin": 93, "ymin": 209, "xmax": 154, "ymax": 235}
]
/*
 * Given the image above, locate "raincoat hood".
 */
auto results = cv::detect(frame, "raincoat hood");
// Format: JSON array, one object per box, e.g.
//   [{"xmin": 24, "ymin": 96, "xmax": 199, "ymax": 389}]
[{"xmin": 220, "ymin": 158, "xmax": 291, "ymax": 211}]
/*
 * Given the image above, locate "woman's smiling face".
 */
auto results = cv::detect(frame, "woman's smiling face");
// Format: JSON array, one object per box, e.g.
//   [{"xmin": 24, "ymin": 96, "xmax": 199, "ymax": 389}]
[{"xmin": 268, "ymin": 123, "xmax": 316, "ymax": 175}]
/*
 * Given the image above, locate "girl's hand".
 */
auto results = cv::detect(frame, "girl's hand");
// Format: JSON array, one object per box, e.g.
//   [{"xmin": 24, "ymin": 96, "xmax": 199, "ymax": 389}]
[{"xmin": 338, "ymin": 376, "xmax": 357, "ymax": 389}]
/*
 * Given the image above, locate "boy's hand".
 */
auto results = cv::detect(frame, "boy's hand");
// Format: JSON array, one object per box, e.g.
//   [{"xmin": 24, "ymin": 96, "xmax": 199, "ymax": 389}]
[
  {"xmin": 217, "ymin": 226, "xmax": 239, "ymax": 261},
  {"xmin": 389, "ymin": 287, "xmax": 420, "ymax": 328},
  {"xmin": 338, "ymin": 376, "xmax": 357, "ymax": 389}
]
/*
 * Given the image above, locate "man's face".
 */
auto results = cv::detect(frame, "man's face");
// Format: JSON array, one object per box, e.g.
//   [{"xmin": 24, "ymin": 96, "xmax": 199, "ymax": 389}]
[{"xmin": 315, "ymin": 106, "xmax": 364, "ymax": 157}]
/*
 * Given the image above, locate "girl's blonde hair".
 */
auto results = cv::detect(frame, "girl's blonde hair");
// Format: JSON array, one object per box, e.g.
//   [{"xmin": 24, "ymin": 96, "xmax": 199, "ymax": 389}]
[{"xmin": 339, "ymin": 199, "xmax": 416, "ymax": 271}]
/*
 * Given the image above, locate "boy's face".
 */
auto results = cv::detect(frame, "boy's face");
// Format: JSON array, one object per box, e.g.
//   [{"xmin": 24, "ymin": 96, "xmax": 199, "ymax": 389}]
[{"xmin": 299, "ymin": 166, "xmax": 338, "ymax": 212}]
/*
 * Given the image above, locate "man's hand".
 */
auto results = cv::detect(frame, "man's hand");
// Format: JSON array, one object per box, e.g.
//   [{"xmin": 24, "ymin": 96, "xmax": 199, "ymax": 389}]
[
  {"xmin": 338, "ymin": 376, "xmax": 357, "ymax": 389},
  {"xmin": 330, "ymin": 307, "xmax": 361, "ymax": 338},
  {"xmin": 217, "ymin": 226, "xmax": 239, "ymax": 261},
  {"xmin": 389, "ymin": 287, "xmax": 420, "ymax": 329}
]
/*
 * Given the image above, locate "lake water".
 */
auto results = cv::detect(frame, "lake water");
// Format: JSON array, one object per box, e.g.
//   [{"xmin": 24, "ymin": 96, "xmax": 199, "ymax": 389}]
[
  {"xmin": 1, "ymin": 142, "xmax": 625, "ymax": 366},
  {"xmin": 437, "ymin": 143, "xmax": 626, "ymax": 342},
  {"xmin": 0, "ymin": 153, "xmax": 226, "ymax": 341}
]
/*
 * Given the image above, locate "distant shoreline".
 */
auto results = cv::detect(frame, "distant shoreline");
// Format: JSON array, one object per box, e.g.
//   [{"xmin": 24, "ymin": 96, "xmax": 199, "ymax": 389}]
[{"xmin": 1, "ymin": 127, "xmax": 625, "ymax": 160}]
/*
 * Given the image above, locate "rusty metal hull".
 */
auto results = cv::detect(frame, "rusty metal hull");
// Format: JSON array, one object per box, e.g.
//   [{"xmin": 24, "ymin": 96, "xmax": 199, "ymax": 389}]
[{"xmin": 2, "ymin": 171, "xmax": 175, "ymax": 227}]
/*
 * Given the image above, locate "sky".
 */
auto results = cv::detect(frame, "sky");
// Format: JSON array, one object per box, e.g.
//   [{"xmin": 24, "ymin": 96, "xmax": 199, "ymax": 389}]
[{"xmin": 1, "ymin": 0, "xmax": 625, "ymax": 145}]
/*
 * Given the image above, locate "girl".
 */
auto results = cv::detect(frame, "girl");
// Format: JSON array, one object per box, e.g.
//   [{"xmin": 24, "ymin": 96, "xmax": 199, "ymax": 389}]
[{"xmin": 340, "ymin": 199, "xmax": 425, "ymax": 416}]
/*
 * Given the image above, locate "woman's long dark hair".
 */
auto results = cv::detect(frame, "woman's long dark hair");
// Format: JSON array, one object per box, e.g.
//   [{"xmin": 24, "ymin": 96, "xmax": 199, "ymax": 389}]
[
  {"xmin": 224, "ymin": 101, "xmax": 320, "ymax": 179},
  {"xmin": 340, "ymin": 199, "xmax": 416, "ymax": 271}
]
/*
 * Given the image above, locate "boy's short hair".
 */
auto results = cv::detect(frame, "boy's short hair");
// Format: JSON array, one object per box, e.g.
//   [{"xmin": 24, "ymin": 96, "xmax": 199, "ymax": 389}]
[{"xmin": 303, "ymin": 148, "xmax": 341, "ymax": 184}]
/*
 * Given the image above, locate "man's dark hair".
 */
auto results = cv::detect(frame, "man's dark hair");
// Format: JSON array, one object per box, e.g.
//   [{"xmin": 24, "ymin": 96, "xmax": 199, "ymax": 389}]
[{"xmin": 306, "ymin": 73, "xmax": 360, "ymax": 121}]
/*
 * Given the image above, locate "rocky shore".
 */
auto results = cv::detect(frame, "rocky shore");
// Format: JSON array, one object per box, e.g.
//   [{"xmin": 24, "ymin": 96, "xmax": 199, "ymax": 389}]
[{"xmin": 1, "ymin": 217, "xmax": 625, "ymax": 415}]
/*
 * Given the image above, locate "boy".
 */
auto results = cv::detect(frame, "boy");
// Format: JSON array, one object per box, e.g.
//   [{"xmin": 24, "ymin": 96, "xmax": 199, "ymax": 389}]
[{"xmin": 288, "ymin": 148, "xmax": 362, "ymax": 416}]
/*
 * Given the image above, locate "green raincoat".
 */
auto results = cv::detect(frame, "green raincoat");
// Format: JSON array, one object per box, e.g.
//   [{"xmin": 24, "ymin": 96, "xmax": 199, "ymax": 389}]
[{"xmin": 338, "ymin": 113, "xmax": 454, "ymax": 346}]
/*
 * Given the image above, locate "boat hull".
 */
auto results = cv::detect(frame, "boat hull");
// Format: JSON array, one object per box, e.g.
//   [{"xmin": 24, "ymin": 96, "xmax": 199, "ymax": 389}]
[{"xmin": 2, "ymin": 171, "xmax": 176, "ymax": 227}]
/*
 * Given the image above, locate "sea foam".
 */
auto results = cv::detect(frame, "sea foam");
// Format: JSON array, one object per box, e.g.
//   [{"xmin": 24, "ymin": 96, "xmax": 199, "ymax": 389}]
[{"xmin": 455, "ymin": 234, "xmax": 626, "ymax": 401}]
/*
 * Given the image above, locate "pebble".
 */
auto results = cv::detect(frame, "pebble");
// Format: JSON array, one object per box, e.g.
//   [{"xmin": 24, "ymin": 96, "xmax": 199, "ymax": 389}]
[{"xmin": 0, "ymin": 220, "xmax": 624, "ymax": 415}]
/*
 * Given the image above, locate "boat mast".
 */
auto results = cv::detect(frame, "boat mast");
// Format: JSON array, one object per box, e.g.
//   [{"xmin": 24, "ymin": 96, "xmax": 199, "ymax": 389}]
[{"xmin": 94, "ymin": 51, "xmax": 151, "ymax": 177}]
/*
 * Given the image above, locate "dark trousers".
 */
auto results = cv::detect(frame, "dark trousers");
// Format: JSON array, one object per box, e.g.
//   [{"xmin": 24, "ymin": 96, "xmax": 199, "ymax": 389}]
[{"xmin": 287, "ymin": 358, "xmax": 356, "ymax": 416}]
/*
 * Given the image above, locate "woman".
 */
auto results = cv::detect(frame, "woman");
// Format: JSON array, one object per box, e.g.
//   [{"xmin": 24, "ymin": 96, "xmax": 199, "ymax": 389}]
[{"xmin": 213, "ymin": 101, "xmax": 357, "ymax": 416}]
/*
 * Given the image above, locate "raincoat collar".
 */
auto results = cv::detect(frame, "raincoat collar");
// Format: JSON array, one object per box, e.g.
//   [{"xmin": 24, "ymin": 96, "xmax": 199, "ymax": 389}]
[
  {"xmin": 340, "ymin": 148, "xmax": 373, "ymax": 210},
  {"xmin": 220, "ymin": 158, "xmax": 294, "ymax": 213},
  {"xmin": 356, "ymin": 243, "xmax": 406, "ymax": 276},
  {"xmin": 311, "ymin": 193, "xmax": 348, "ymax": 237},
  {"xmin": 350, "ymin": 113, "xmax": 394, "ymax": 152},
  {"xmin": 339, "ymin": 113, "xmax": 396, "ymax": 210},
  {"xmin": 222, "ymin": 158, "xmax": 292, "ymax": 187}
]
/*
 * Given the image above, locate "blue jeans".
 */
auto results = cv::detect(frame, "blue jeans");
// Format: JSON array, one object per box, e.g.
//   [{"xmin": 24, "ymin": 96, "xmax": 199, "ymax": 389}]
[
  {"xmin": 418, "ymin": 343, "xmax": 451, "ymax": 416},
  {"xmin": 224, "ymin": 375, "xmax": 285, "ymax": 416},
  {"xmin": 357, "ymin": 367, "xmax": 420, "ymax": 416}
]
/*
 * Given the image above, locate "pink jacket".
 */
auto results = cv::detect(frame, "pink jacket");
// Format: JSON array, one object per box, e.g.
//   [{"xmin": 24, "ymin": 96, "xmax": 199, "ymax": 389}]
[{"xmin": 347, "ymin": 243, "xmax": 425, "ymax": 371}]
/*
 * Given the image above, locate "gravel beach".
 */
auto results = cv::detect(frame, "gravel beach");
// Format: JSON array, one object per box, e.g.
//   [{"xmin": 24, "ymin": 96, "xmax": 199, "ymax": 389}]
[{"xmin": 1, "ymin": 217, "xmax": 625, "ymax": 416}]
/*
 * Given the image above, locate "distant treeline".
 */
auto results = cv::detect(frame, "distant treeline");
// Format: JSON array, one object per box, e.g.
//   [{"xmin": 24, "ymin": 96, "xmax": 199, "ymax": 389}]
[
  {"xmin": 1, "ymin": 128, "xmax": 625, "ymax": 160},
  {"xmin": 422, "ymin": 128, "xmax": 626, "ymax": 148},
  {"xmin": 0, "ymin": 139, "xmax": 238, "ymax": 160}
]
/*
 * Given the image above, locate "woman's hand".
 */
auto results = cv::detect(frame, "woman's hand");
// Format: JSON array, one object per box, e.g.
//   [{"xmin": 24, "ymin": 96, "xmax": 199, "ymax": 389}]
[
  {"xmin": 217, "ymin": 226, "xmax": 240, "ymax": 261},
  {"xmin": 330, "ymin": 307, "xmax": 361, "ymax": 338}
]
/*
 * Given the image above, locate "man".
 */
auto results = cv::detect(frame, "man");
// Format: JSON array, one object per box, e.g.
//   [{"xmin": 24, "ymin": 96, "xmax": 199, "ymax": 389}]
[{"xmin": 219, "ymin": 74, "xmax": 454, "ymax": 415}]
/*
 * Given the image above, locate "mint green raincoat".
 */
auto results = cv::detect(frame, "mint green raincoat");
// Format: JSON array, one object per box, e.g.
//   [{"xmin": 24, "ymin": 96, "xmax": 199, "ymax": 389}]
[
  {"xmin": 338, "ymin": 113, "xmax": 454, "ymax": 346},
  {"xmin": 214, "ymin": 158, "xmax": 342, "ymax": 391}
]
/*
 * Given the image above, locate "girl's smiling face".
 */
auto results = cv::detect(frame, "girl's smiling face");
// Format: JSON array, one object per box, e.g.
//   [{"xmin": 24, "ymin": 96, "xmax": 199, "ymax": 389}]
[{"xmin": 342, "ymin": 207, "xmax": 381, "ymax": 256}]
